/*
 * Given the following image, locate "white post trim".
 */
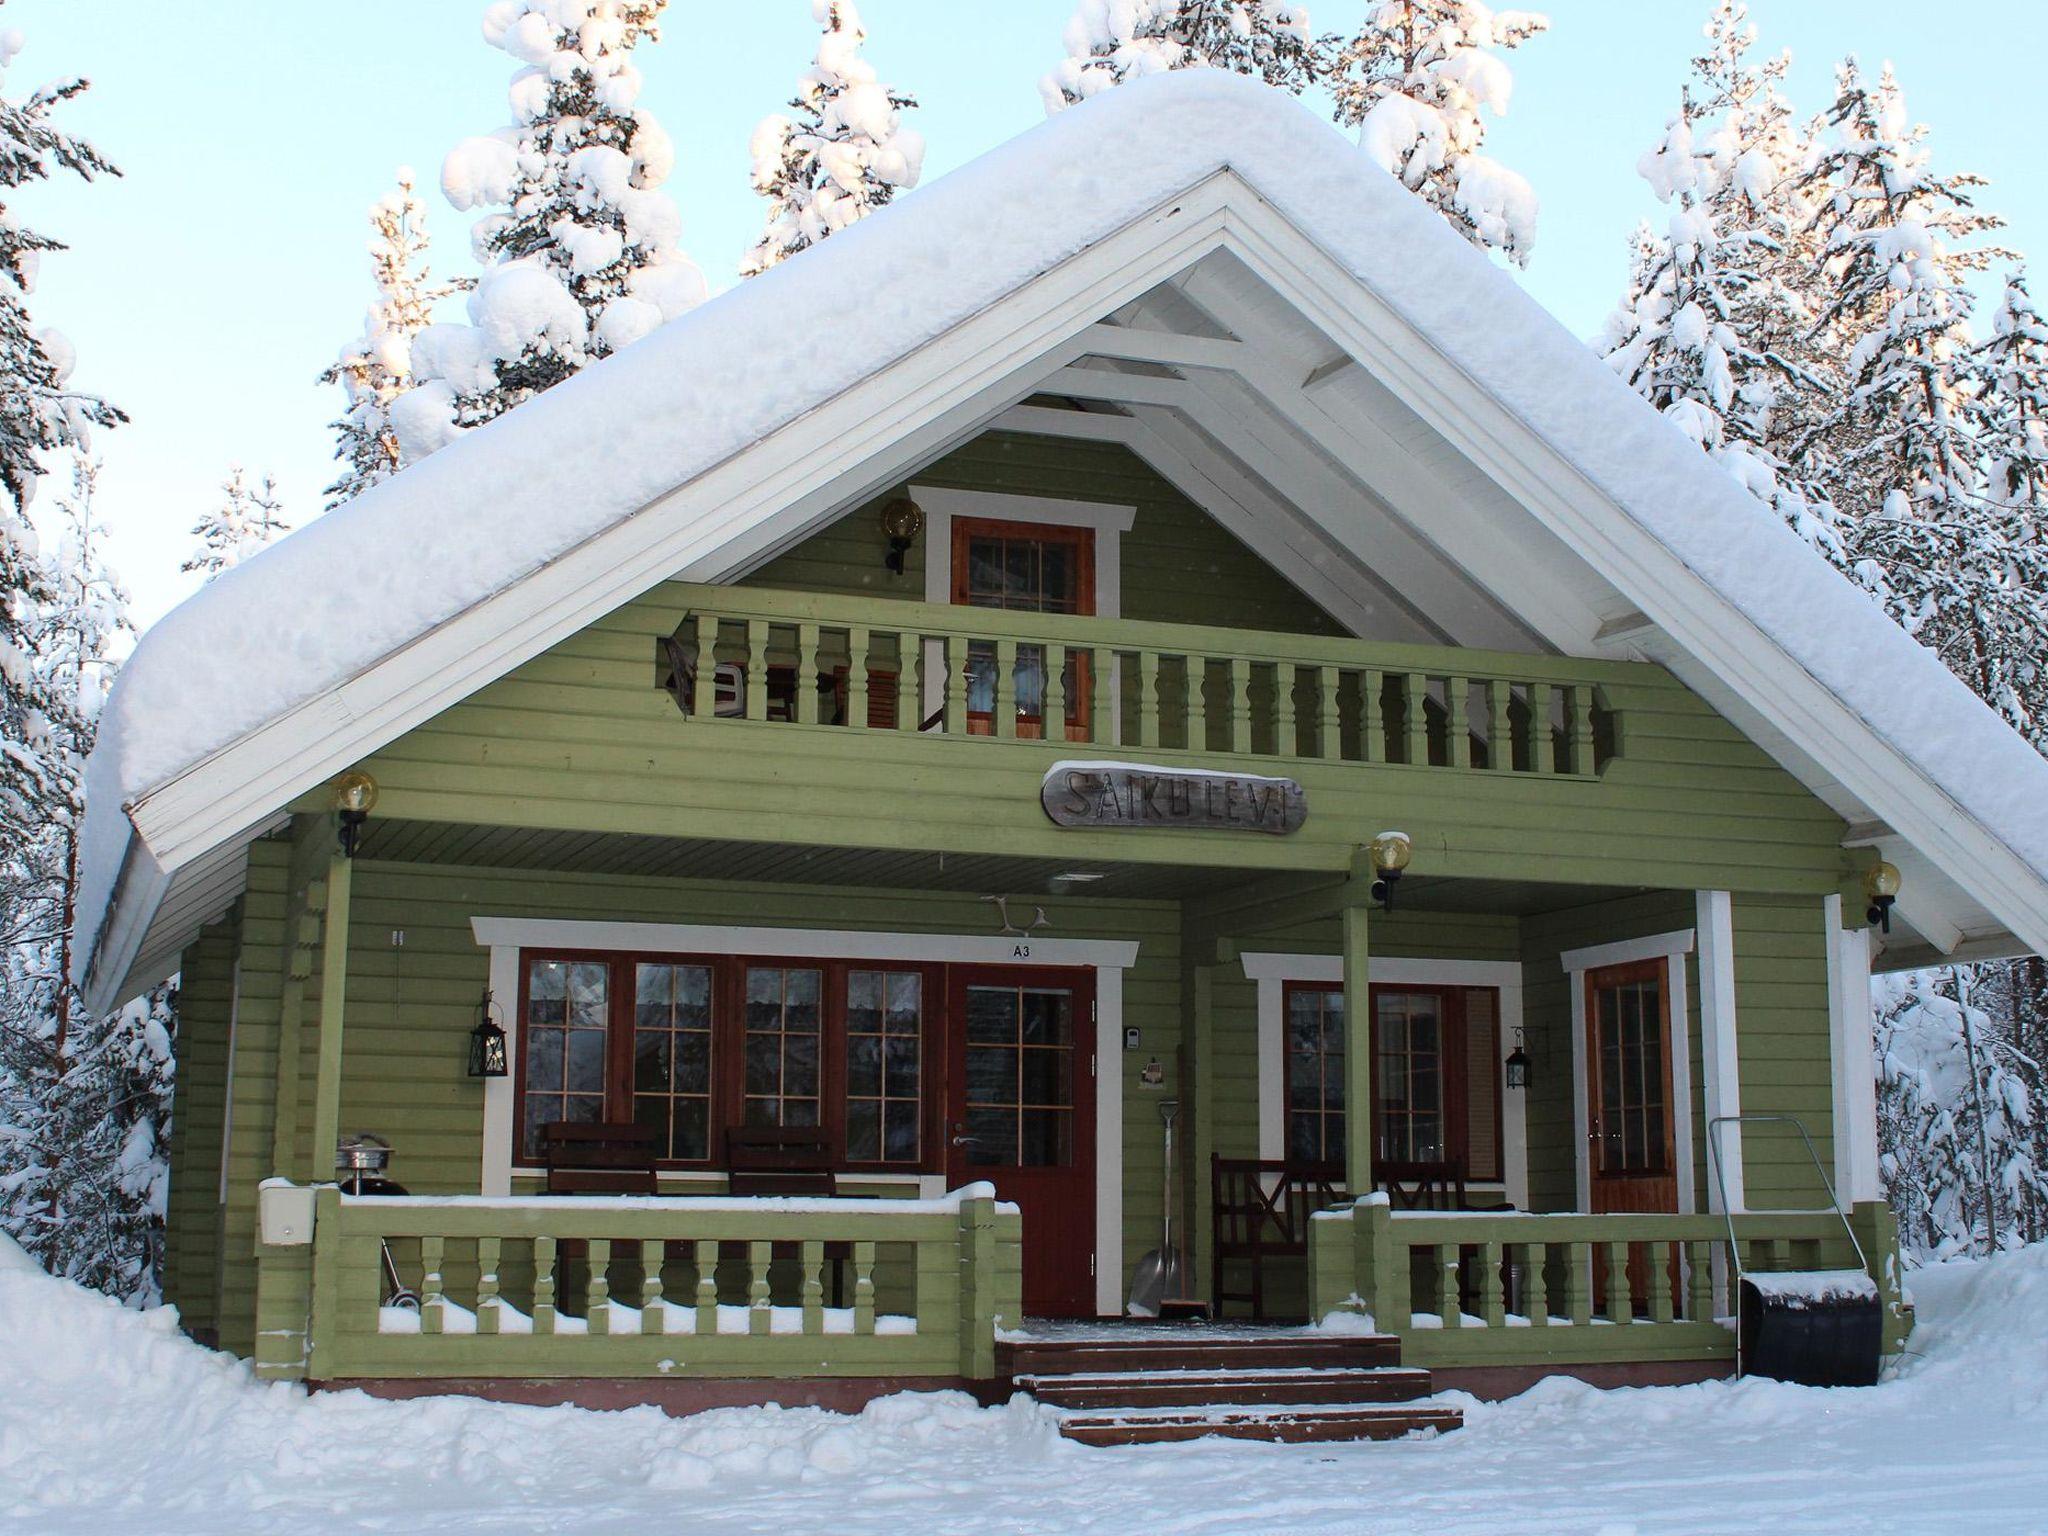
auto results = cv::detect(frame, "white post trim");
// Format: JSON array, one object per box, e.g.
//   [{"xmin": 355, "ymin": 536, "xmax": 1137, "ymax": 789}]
[
  {"xmin": 1825, "ymin": 893, "xmax": 1881, "ymax": 1207},
  {"xmin": 1240, "ymin": 951, "xmax": 1524, "ymax": 1205},
  {"xmin": 471, "ymin": 915, "xmax": 1140, "ymax": 1304},
  {"xmin": 1695, "ymin": 891, "xmax": 1744, "ymax": 1213},
  {"xmin": 1560, "ymin": 927, "xmax": 1696, "ymax": 1216}
]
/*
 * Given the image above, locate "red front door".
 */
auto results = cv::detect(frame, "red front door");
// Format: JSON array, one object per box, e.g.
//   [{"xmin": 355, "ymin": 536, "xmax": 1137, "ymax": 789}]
[{"xmin": 946, "ymin": 966, "xmax": 1097, "ymax": 1317}]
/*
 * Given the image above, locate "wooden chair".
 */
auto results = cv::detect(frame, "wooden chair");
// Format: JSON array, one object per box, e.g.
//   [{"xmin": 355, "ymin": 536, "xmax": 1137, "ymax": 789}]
[
  {"xmin": 1210, "ymin": 1155, "xmax": 1349, "ymax": 1320},
  {"xmin": 540, "ymin": 1121, "xmax": 659, "ymax": 1196}
]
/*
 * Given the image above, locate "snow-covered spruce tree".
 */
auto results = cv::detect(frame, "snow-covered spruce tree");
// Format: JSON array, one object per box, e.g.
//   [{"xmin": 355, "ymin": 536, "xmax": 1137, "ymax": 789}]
[
  {"xmin": 0, "ymin": 453, "xmax": 175, "ymax": 1304},
  {"xmin": 1041, "ymin": 1, "xmax": 1322, "ymax": 114},
  {"xmin": 181, "ymin": 467, "xmax": 289, "ymax": 582},
  {"xmin": 395, "ymin": 0, "xmax": 707, "ymax": 461},
  {"xmin": 740, "ymin": 1, "xmax": 923, "ymax": 278},
  {"xmin": 1329, "ymin": 1, "xmax": 1548, "ymax": 266},
  {"xmin": 318, "ymin": 169, "xmax": 469, "ymax": 510},
  {"xmin": 0, "ymin": 13, "xmax": 122, "ymax": 875},
  {"xmin": 1980, "ymin": 269, "xmax": 2048, "ymax": 520}
]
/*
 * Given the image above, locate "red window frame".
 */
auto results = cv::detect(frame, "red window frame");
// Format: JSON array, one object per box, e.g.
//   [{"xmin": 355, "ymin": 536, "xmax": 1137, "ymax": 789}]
[
  {"xmin": 1281, "ymin": 980, "xmax": 1504, "ymax": 1180},
  {"xmin": 514, "ymin": 949, "xmax": 940, "ymax": 1173}
]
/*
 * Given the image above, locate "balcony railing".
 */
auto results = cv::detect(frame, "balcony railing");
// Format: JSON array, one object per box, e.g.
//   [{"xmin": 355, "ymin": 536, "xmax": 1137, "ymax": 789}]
[
  {"xmin": 1306, "ymin": 1197, "xmax": 1910, "ymax": 1369},
  {"xmin": 659, "ymin": 585, "xmax": 1620, "ymax": 777},
  {"xmin": 268, "ymin": 1184, "xmax": 1021, "ymax": 1383}
]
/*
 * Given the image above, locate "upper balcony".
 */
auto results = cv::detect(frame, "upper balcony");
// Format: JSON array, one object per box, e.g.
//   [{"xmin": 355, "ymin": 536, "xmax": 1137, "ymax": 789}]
[{"xmin": 657, "ymin": 582, "xmax": 1621, "ymax": 782}]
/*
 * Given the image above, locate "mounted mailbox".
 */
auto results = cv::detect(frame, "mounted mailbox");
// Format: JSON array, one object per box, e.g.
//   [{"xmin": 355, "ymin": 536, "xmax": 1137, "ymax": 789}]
[{"xmin": 1041, "ymin": 761, "xmax": 1306, "ymax": 835}]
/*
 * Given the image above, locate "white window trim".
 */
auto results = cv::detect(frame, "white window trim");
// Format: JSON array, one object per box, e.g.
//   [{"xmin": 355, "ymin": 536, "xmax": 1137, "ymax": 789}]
[
  {"xmin": 471, "ymin": 915, "xmax": 1139, "ymax": 1317},
  {"xmin": 1824, "ymin": 892, "xmax": 1881, "ymax": 1208},
  {"xmin": 912, "ymin": 485, "xmax": 1136, "ymax": 617},
  {"xmin": 1561, "ymin": 927, "xmax": 1696, "ymax": 1217},
  {"xmin": 1239, "ymin": 951, "xmax": 1527, "ymax": 1210}
]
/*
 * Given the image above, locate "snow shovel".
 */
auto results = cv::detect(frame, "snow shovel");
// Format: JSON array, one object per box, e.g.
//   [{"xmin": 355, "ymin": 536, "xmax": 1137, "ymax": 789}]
[{"xmin": 1127, "ymin": 1099, "xmax": 1182, "ymax": 1317}]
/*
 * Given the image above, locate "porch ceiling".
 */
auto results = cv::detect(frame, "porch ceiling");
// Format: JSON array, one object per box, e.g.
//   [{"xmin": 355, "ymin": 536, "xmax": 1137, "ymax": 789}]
[{"xmin": 351, "ymin": 818, "xmax": 1650, "ymax": 917}]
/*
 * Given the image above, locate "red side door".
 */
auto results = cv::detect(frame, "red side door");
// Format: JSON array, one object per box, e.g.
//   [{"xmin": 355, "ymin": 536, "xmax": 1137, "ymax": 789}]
[{"xmin": 945, "ymin": 966, "xmax": 1097, "ymax": 1317}]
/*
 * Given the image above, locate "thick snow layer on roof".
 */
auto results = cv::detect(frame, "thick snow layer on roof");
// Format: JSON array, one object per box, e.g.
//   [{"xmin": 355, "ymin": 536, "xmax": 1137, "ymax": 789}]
[{"xmin": 76, "ymin": 69, "xmax": 2048, "ymax": 976}]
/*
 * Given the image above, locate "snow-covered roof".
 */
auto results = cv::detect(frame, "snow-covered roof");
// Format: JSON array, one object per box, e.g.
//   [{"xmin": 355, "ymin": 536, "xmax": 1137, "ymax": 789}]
[{"xmin": 76, "ymin": 70, "xmax": 2048, "ymax": 1007}]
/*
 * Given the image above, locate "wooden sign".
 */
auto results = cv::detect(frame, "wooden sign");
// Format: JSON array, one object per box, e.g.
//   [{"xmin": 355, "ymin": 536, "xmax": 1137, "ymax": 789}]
[{"xmin": 1041, "ymin": 762, "xmax": 1307, "ymax": 836}]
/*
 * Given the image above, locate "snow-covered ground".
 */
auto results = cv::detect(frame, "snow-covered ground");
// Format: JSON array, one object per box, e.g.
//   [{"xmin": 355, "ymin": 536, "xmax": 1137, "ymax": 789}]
[{"xmin": 3, "ymin": 1233, "xmax": 2046, "ymax": 1535}]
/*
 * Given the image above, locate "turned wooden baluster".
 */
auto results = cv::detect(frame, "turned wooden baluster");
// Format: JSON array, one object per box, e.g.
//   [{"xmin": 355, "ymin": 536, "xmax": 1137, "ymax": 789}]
[
  {"xmin": 1521, "ymin": 1242, "xmax": 1549, "ymax": 1328},
  {"xmin": 802, "ymin": 1239, "xmax": 826, "ymax": 1335},
  {"xmin": 1436, "ymin": 1244, "xmax": 1461, "ymax": 1329},
  {"xmin": 1230, "ymin": 659, "xmax": 1252, "ymax": 755},
  {"xmin": 420, "ymin": 1235, "xmax": 445, "ymax": 1335},
  {"xmin": 1449, "ymin": 677, "xmax": 1472, "ymax": 768},
  {"xmin": 854, "ymin": 1241, "xmax": 877, "ymax": 1335},
  {"xmin": 894, "ymin": 633, "xmax": 917, "ymax": 733},
  {"xmin": 1044, "ymin": 644, "xmax": 1067, "ymax": 740},
  {"xmin": 945, "ymin": 635, "xmax": 968, "ymax": 734},
  {"xmin": 795, "ymin": 623, "xmax": 821, "ymax": 726},
  {"xmin": 533, "ymin": 1236, "xmax": 558, "ymax": 1335},
  {"xmin": 1363, "ymin": 668, "xmax": 1385, "ymax": 763},
  {"xmin": 993, "ymin": 639, "xmax": 1017, "ymax": 739},
  {"xmin": 1488, "ymin": 678, "xmax": 1512, "ymax": 772},
  {"xmin": 1479, "ymin": 1239, "xmax": 1505, "ymax": 1328},
  {"xmin": 1090, "ymin": 647, "xmax": 1113, "ymax": 744},
  {"xmin": 1276, "ymin": 662, "xmax": 1297, "ymax": 757},
  {"xmin": 640, "ymin": 1238, "xmax": 665, "ymax": 1335},
  {"xmin": 1648, "ymin": 1241, "xmax": 1674, "ymax": 1324},
  {"xmin": 1604, "ymin": 1241, "xmax": 1632, "ymax": 1325},
  {"xmin": 748, "ymin": 1240, "xmax": 773, "ymax": 1336},
  {"xmin": 587, "ymin": 1238, "xmax": 613, "ymax": 1336},
  {"xmin": 1138, "ymin": 650, "xmax": 1160, "ymax": 749},
  {"xmin": 1688, "ymin": 1240, "xmax": 1716, "ymax": 1323},
  {"xmin": 1529, "ymin": 682, "xmax": 1554, "ymax": 774},
  {"xmin": 1316, "ymin": 665, "xmax": 1340, "ymax": 760},
  {"xmin": 694, "ymin": 1239, "xmax": 719, "ymax": 1335},
  {"xmin": 1404, "ymin": 673, "xmax": 1429, "ymax": 766},
  {"xmin": 745, "ymin": 620, "xmax": 769, "ymax": 722},
  {"xmin": 476, "ymin": 1236, "xmax": 502, "ymax": 1336},
  {"xmin": 1566, "ymin": 1241, "xmax": 1593, "ymax": 1327},
  {"xmin": 847, "ymin": 626, "xmax": 870, "ymax": 731},
  {"xmin": 691, "ymin": 613, "xmax": 719, "ymax": 722},
  {"xmin": 1570, "ymin": 683, "xmax": 1597, "ymax": 774},
  {"xmin": 1186, "ymin": 657, "xmax": 1209, "ymax": 753}
]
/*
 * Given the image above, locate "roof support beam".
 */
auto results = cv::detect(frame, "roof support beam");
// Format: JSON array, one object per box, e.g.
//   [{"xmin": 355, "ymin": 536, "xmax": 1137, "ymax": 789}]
[{"xmin": 1078, "ymin": 323, "xmax": 1246, "ymax": 371}]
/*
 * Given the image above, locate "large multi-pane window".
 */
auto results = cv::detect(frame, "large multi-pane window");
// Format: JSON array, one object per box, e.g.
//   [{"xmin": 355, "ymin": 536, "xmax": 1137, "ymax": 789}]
[
  {"xmin": 1283, "ymin": 983, "xmax": 1504, "ymax": 1180},
  {"xmin": 517, "ymin": 953, "xmax": 927, "ymax": 1169}
]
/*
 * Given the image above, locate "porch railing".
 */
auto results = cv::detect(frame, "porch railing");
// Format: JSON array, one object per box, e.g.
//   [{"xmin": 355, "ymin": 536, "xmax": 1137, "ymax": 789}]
[
  {"xmin": 661, "ymin": 584, "xmax": 1621, "ymax": 776},
  {"xmin": 1306, "ymin": 1197, "xmax": 1910, "ymax": 1368},
  {"xmin": 269, "ymin": 1184, "xmax": 1021, "ymax": 1383}
]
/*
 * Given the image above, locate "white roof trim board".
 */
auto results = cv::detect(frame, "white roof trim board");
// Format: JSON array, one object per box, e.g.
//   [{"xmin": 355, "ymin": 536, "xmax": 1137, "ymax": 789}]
[{"xmin": 75, "ymin": 71, "xmax": 2048, "ymax": 1009}]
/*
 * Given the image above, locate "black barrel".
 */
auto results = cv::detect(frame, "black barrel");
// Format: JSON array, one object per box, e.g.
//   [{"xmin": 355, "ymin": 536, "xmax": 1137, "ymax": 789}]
[{"xmin": 1739, "ymin": 1272, "xmax": 1881, "ymax": 1387}]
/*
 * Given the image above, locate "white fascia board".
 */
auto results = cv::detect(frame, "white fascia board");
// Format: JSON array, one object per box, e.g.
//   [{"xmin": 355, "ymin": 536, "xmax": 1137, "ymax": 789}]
[
  {"xmin": 96, "ymin": 181, "xmax": 1255, "ymax": 997},
  {"xmin": 1204, "ymin": 198, "xmax": 2048, "ymax": 959}
]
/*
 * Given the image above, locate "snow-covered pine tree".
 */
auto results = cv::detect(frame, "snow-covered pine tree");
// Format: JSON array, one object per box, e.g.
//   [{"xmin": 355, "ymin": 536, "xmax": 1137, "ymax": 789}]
[
  {"xmin": 1980, "ymin": 269, "xmax": 2048, "ymax": 520},
  {"xmin": 394, "ymin": 0, "xmax": 707, "ymax": 461},
  {"xmin": 318, "ymin": 169, "xmax": 468, "ymax": 510},
  {"xmin": 1329, "ymin": 1, "xmax": 1547, "ymax": 266},
  {"xmin": 181, "ymin": 467, "xmax": 289, "ymax": 582},
  {"xmin": 740, "ymin": 1, "xmax": 924, "ymax": 278},
  {"xmin": 1041, "ymin": 1, "xmax": 1322, "ymax": 114},
  {"xmin": 1598, "ymin": 76, "xmax": 1849, "ymax": 568},
  {"xmin": 0, "ymin": 451, "xmax": 174, "ymax": 1303}
]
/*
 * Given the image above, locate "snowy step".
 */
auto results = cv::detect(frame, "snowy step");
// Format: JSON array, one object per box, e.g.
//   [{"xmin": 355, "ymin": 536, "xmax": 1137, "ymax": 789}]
[
  {"xmin": 998, "ymin": 1334, "xmax": 1400, "ymax": 1377},
  {"xmin": 1019, "ymin": 1366, "xmax": 1436, "ymax": 1410},
  {"xmin": 1055, "ymin": 1402, "xmax": 1464, "ymax": 1447}
]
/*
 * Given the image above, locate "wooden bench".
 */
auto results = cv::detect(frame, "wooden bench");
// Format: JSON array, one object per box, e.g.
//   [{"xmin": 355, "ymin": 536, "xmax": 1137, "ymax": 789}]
[
  {"xmin": 1210, "ymin": 1155, "xmax": 1349, "ymax": 1320},
  {"xmin": 726, "ymin": 1125, "xmax": 847, "ymax": 1303},
  {"xmin": 540, "ymin": 1121, "xmax": 659, "ymax": 1196}
]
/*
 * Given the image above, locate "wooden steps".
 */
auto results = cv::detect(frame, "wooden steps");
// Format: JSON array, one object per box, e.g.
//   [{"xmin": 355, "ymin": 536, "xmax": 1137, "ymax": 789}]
[{"xmin": 1001, "ymin": 1329, "xmax": 1462, "ymax": 1446}]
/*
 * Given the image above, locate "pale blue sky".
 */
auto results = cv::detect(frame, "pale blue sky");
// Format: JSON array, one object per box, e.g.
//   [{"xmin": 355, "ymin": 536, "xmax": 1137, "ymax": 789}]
[{"xmin": 19, "ymin": 0, "xmax": 2047, "ymax": 626}]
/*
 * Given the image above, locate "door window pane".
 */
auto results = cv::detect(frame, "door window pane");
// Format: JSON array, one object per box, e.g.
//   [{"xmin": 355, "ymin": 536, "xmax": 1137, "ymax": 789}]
[
  {"xmin": 1285, "ymin": 986, "xmax": 1346, "ymax": 1165},
  {"xmin": 1377, "ymin": 991, "xmax": 1447, "ymax": 1163},
  {"xmin": 961, "ymin": 984, "xmax": 1076, "ymax": 1167},
  {"xmin": 845, "ymin": 970, "xmax": 922, "ymax": 1163},
  {"xmin": 631, "ymin": 963, "xmax": 713, "ymax": 1161},
  {"xmin": 1591, "ymin": 972, "xmax": 1669, "ymax": 1175}
]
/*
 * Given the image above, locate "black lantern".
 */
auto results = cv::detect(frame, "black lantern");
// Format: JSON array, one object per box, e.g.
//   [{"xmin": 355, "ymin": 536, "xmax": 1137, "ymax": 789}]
[
  {"xmin": 468, "ymin": 989, "xmax": 509, "ymax": 1078},
  {"xmin": 1368, "ymin": 830, "xmax": 1412, "ymax": 912},
  {"xmin": 879, "ymin": 496, "xmax": 923, "ymax": 575},
  {"xmin": 1504, "ymin": 1028, "xmax": 1531, "ymax": 1091},
  {"xmin": 1864, "ymin": 861, "xmax": 1901, "ymax": 934}
]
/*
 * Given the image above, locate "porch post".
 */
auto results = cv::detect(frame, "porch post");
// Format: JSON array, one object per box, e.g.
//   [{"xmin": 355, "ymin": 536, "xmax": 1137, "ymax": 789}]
[
  {"xmin": 1825, "ymin": 893, "xmax": 1882, "ymax": 1206},
  {"xmin": 1341, "ymin": 871, "xmax": 1373, "ymax": 1198},
  {"xmin": 308, "ymin": 848, "xmax": 353, "ymax": 1183},
  {"xmin": 1695, "ymin": 890, "xmax": 1744, "ymax": 1213}
]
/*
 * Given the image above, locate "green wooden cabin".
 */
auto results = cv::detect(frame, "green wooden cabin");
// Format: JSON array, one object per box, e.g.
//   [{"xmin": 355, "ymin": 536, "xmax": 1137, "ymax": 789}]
[{"xmin": 75, "ymin": 77, "xmax": 2048, "ymax": 1411}]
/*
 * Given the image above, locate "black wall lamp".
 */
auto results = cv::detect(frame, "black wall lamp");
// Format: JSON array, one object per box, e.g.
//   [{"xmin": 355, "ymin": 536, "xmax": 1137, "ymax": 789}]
[
  {"xmin": 1864, "ymin": 861, "xmax": 1902, "ymax": 933},
  {"xmin": 1505, "ymin": 1027, "xmax": 1531, "ymax": 1090},
  {"xmin": 332, "ymin": 771, "xmax": 378, "ymax": 858},
  {"xmin": 1368, "ymin": 830, "xmax": 1412, "ymax": 911},
  {"xmin": 879, "ymin": 496, "xmax": 923, "ymax": 575},
  {"xmin": 469, "ymin": 989, "xmax": 510, "ymax": 1078}
]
